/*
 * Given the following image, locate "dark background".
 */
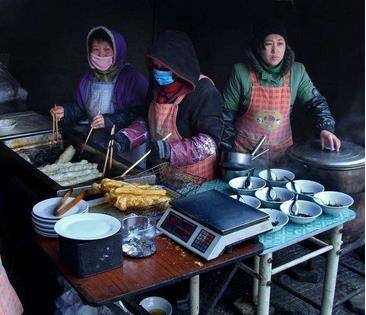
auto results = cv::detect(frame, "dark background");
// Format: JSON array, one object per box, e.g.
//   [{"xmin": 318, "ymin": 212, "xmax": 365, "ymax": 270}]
[{"xmin": 0, "ymin": 0, "xmax": 364, "ymax": 144}]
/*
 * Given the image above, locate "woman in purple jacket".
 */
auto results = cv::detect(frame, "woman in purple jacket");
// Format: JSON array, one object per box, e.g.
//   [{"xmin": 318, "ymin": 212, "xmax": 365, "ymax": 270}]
[{"xmin": 50, "ymin": 26, "xmax": 148, "ymax": 135}]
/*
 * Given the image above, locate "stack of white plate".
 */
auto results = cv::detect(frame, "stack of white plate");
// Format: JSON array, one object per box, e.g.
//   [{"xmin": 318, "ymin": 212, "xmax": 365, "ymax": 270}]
[{"xmin": 32, "ymin": 197, "xmax": 89, "ymax": 238}]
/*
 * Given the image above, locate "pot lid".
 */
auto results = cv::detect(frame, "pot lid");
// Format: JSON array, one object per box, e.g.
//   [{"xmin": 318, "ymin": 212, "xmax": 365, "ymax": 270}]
[{"xmin": 287, "ymin": 140, "xmax": 365, "ymax": 169}]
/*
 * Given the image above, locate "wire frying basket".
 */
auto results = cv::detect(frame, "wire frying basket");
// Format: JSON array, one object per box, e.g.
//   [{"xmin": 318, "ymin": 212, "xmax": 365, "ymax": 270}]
[{"xmin": 125, "ymin": 162, "xmax": 204, "ymax": 197}]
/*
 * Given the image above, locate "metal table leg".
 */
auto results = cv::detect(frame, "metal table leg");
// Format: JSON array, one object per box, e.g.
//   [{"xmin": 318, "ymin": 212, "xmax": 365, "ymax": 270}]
[
  {"xmin": 257, "ymin": 253, "xmax": 273, "ymax": 315},
  {"xmin": 253, "ymin": 255, "xmax": 260, "ymax": 305},
  {"xmin": 190, "ymin": 275, "xmax": 200, "ymax": 315},
  {"xmin": 320, "ymin": 224, "xmax": 343, "ymax": 315}
]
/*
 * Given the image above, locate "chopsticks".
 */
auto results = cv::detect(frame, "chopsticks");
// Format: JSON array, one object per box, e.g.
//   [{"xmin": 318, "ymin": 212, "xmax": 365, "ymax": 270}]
[
  {"xmin": 102, "ymin": 125, "xmax": 116, "ymax": 177},
  {"xmin": 55, "ymin": 190, "xmax": 86, "ymax": 217},
  {"xmin": 52, "ymin": 104, "xmax": 59, "ymax": 144},
  {"xmin": 121, "ymin": 132, "xmax": 172, "ymax": 178},
  {"xmin": 79, "ymin": 111, "xmax": 101, "ymax": 157}
]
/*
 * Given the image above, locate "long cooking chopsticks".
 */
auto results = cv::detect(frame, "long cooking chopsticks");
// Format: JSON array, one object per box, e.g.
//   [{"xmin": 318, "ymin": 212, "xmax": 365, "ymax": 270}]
[
  {"xmin": 79, "ymin": 111, "xmax": 101, "ymax": 157},
  {"xmin": 121, "ymin": 132, "xmax": 172, "ymax": 178},
  {"xmin": 102, "ymin": 125, "xmax": 116, "ymax": 177},
  {"xmin": 52, "ymin": 104, "xmax": 59, "ymax": 144},
  {"xmin": 55, "ymin": 190, "xmax": 86, "ymax": 217}
]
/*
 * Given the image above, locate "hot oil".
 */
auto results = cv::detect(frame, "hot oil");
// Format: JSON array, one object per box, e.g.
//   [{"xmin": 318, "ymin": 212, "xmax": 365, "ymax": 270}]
[{"xmin": 150, "ymin": 309, "xmax": 166, "ymax": 315}]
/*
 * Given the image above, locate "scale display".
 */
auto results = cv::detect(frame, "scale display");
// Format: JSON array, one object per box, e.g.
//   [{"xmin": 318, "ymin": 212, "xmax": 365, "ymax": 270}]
[{"xmin": 160, "ymin": 212, "xmax": 198, "ymax": 242}]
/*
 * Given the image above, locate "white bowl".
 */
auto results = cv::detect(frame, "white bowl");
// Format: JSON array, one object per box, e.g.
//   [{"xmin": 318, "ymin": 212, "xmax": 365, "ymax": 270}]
[
  {"xmin": 258, "ymin": 169, "xmax": 295, "ymax": 187},
  {"xmin": 139, "ymin": 296, "xmax": 172, "ymax": 315},
  {"xmin": 229, "ymin": 176, "xmax": 266, "ymax": 196},
  {"xmin": 285, "ymin": 179, "xmax": 325, "ymax": 197},
  {"xmin": 230, "ymin": 195, "xmax": 261, "ymax": 209},
  {"xmin": 313, "ymin": 191, "xmax": 354, "ymax": 215},
  {"xmin": 255, "ymin": 187, "xmax": 294, "ymax": 209},
  {"xmin": 32, "ymin": 197, "xmax": 89, "ymax": 220},
  {"xmin": 259, "ymin": 208, "xmax": 289, "ymax": 232},
  {"xmin": 280, "ymin": 200, "xmax": 322, "ymax": 224}
]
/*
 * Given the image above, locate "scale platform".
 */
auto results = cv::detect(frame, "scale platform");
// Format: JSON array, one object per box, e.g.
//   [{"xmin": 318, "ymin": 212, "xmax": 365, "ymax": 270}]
[{"xmin": 157, "ymin": 190, "xmax": 272, "ymax": 260}]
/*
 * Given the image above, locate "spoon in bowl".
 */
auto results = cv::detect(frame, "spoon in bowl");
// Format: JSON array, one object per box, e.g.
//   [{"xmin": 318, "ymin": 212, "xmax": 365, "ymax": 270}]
[
  {"xmin": 243, "ymin": 169, "xmax": 253, "ymax": 189},
  {"xmin": 266, "ymin": 180, "xmax": 277, "ymax": 201},
  {"xmin": 284, "ymin": 176, "xmax": 301, "ymax": 193},
  {"xmin": 267, "ymin": 168, "xmax": 276, "ymax": 181},
  {"xmin": 290, "ymin": 193, "xmax": 299, "ymax": 216}
]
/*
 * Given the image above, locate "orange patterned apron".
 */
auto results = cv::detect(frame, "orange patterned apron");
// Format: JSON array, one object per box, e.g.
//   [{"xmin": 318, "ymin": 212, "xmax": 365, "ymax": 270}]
[
  {"xmin": 234, "ymin": 71, "xmax": 293, "ymax": 163},
  {"xmin": 148, "ymin": 75, "xmax": 216, "ymax": 182}
]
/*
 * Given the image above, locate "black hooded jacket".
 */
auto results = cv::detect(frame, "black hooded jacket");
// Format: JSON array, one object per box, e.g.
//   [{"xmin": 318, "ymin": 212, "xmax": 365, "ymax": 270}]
[{"xmin": 145, "ymin": 30, "xmax": 224, "ymax": 144}]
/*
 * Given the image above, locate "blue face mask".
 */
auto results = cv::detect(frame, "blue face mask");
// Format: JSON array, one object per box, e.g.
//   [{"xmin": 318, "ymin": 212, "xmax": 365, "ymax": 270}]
[{"xmin": 153, "ymin": 68, "xmax": 174, "ymax": 86}]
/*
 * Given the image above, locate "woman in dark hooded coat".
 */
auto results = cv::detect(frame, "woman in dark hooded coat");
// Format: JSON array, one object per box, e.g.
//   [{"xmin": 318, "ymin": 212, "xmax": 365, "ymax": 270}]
[
  {"xmin": 221, "ymin": 18, "xmax": 341, "ymax": 164},
  {"xmin": 115, "ymin": 30, "xmax": 224, "ymax": 181}
]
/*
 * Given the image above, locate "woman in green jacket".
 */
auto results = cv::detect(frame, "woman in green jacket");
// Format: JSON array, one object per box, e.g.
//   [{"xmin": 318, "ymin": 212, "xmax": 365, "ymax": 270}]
[{"xmin": 221, "ymin": 18, "xmax": 341, "ymax": 163}]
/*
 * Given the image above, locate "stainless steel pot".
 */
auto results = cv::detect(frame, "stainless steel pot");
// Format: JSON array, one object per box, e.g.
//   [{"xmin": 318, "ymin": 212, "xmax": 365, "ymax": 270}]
[{"xmin": 286, "ymin": 140, "xmax": 365, "ymax": 243}]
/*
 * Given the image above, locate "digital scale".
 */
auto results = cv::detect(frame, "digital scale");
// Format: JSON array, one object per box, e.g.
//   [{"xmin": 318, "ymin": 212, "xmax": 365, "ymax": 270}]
[{"xmin": 157, "ymin": 190, "xmax": 272, "ymax": 260}]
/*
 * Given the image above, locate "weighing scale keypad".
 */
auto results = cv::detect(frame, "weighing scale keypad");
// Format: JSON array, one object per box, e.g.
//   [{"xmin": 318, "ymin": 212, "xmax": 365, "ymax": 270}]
[{"xmin": 191, "ymin": 230, "xmax": 215, "ymax": 253}]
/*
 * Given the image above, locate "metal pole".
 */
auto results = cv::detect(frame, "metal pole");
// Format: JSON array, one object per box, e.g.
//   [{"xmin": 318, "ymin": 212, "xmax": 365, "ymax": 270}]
[
  {"xmin": 320, "ymin": 224, "xmax": 343, "ymax": 315},
  {"xmin": 253, "ymin": 255, "xmax": 260, "ymax": 305},
  {"xmin": 272, "ymin": 245, "xmax": 333, "ymax": 275},
  {"xmin": 190, "ymin": 275, "xmax": 200, "ymax": 315},
  {"xmin": 257, "ymin": 253, "xmax": 273, "ymax": 315}
]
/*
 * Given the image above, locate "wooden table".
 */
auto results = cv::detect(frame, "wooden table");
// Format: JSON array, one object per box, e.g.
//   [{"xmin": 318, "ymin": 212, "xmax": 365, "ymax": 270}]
[{"xmin": 36, "ymin": 234, "xmax": 262, "ymax": 314}]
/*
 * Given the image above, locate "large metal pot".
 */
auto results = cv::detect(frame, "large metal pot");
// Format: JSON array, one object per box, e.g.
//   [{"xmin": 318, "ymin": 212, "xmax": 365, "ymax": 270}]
[{"xmin": 286, "ymin": 140, "xmax": 365, "ymax": 243}]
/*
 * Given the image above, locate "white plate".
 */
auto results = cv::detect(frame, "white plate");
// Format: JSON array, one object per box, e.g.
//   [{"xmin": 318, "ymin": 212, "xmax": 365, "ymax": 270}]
[
  {"xmin": 31, "ymin": 208, "xmax": 88, "ymax": 223},
  {"xmin": 33, "ymin": 219, "xmax": 55, "ymax": 230},
  {"xmin": 32, "ymin": 197, "xmax": 89, "ymax": 220},
  {"xmin": 34, "ymin": 229, "xmax": 58, "ymax": 238},
  {"xmin": 0, "ymin": 119, "xmax": 16, "ymax": 131},
  {"xmin": 34, "ymin": 224, "xmax": 55, "ymax": 233},
  {"xmin": 54, "ymin": 213, "xmax": 121, "ymax": 240}
]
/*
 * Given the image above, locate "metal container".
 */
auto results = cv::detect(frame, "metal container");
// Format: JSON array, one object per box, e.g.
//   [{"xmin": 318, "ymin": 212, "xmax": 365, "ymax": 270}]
[
  {"xmin": 0, "ymin": 131, "xmax": 140, "ymax": 197},
  {"xmin": 286, "ymin": 140, "xmax": 365, "ymax": 242}
]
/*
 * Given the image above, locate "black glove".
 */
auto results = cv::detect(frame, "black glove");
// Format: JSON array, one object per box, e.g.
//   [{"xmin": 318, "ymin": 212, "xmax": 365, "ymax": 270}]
[
  {"xmin": 148, "ymin": 140, "xmax": 171, "ymax": 168},
  {"xmin": 114, "ymin": 131, "xmax": 130, "ymax": 153}
]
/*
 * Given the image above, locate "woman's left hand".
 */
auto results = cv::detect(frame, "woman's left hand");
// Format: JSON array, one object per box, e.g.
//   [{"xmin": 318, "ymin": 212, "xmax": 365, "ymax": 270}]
[
  {"xmin": 91, "ymin": 115, "xmax": 105, "ymax": 129},
  {"xmin": 320, "ymin": 130, "xmax": 341, "ymax": 152}
]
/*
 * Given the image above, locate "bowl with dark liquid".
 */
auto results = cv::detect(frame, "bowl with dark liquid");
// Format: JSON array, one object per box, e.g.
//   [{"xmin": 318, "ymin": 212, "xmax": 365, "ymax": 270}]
[
  {"xmin": 139, "ymin": 296, "xmax": 172, "ymax": 315},
  {"xmin": 280, "ymin": 200, "xmax": 322, "ymax": 224}
]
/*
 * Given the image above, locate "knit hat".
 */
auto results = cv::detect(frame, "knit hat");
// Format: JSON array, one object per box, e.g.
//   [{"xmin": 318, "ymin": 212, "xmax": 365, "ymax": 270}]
[{"xmin": 253, "ymin": 18, "xmax": 288, "ymax": 44}]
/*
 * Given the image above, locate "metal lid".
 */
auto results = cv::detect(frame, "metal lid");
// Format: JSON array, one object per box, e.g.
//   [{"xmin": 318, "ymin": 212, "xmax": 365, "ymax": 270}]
[{"xmin": 286, "ymin": 140, "xmax": 365, "ymax": 169}]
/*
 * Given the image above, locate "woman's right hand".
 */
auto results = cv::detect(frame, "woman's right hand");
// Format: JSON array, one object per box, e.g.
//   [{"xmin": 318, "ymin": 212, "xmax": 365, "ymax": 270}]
[{"xmin": 50, "ymin": 105, "xmax": 64, "ymax": 120}]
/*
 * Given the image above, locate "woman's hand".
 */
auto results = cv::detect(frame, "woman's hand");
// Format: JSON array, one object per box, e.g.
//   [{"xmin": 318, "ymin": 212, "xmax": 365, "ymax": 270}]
[
  {"xmin": 91, "ymin": 114, "xmax": 105, "ymax": 129},
  {"xmin": 320, "ymin": 130, "xmax": 341, "ymax": 152},
  {"xmin": 50, "ymin": 105, "xmax": 64, "ymax": 120}
]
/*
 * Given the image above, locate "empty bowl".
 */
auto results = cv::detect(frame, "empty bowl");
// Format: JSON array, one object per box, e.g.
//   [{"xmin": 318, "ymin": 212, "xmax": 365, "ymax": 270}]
[
  {"xmin": 259, "ymin": 208, "xmax": 289, "ymax": 232},
  {"xmin": 280, "ymin": 200, "xmax": 322, "ymax": 224},
  {"xmin": 313, "ymin": 191, "xmax": 354, "ymax": 215},
  {"xmin": 229, "ymin": 176, "xmax": 266, "ymax": 196},
  {"xmin": 255, "ymin": 187, "xmax": 295, "ymax": 209},
  {"xmin": 258, "ymin": 169, "xmax": 295, "ymax": 187},
  {"xmin": 139, "ymin": 296, "xmax": 172, "ymax": 315},
  {"xmin": 230, "ymin": 195, "xmax": 261, "ymax": 209}
]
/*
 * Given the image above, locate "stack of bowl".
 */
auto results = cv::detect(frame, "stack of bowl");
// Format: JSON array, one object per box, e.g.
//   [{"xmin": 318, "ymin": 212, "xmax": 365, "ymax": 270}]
[{"xmin": 32, "ymin": 197, "xmax": 89, "ymax": 237}]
